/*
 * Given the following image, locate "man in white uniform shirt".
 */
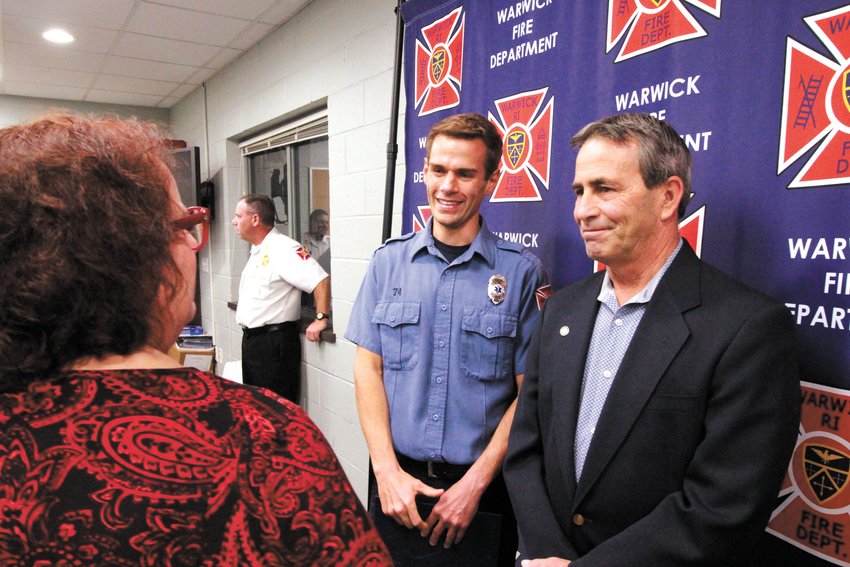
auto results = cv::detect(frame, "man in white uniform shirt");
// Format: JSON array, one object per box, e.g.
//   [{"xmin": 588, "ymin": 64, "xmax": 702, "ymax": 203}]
[
  {"xmin": 233, "ymin": 193, "xmax": 330, "ymax": 402},
  {"xmin": 301, "ymin": 208, "xmax": 331, "ymax": 274}
]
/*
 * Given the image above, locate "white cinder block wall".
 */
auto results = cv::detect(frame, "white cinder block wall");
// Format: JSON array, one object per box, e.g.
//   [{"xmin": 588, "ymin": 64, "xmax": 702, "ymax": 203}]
[{"xmin": 169, "ymin": 0, "xmax": 404, "ymax": 502}]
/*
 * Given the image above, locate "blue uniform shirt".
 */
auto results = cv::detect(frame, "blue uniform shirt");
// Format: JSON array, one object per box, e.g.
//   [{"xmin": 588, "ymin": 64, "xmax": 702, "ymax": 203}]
[{"xmin": 346, "ymin": 217, "xmax": 548, "ymax": 465}]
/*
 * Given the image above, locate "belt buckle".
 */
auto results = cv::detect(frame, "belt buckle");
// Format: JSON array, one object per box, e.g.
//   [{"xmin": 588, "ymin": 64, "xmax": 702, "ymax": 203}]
[{"xmin": 427, "ymin": 461, "xmax": 438, "ymax": 479}]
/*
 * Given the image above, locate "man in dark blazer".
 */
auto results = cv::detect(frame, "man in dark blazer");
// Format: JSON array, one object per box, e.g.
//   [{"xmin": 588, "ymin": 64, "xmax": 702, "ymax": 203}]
[{"xmin": 503, "ymin": 113, "xmax": 801, "ymax": 566}]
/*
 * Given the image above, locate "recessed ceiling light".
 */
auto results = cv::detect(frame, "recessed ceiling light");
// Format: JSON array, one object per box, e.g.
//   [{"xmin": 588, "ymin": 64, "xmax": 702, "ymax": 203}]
[{"xmin": 43, "ymin": 28, "xmax": 75, "ymax": 44}]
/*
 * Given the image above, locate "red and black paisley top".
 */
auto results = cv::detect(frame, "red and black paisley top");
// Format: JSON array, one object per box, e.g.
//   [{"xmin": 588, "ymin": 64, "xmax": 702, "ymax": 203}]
[{"xmin": 0, "ymin": 368, "xmax": 392, "ymax": 566}]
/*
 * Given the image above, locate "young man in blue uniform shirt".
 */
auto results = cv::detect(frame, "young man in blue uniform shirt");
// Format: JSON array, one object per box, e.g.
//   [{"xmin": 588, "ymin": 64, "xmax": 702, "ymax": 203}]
[{"xmin": 346, "ymin": 113, "xmax": 549, "ymax": 566}]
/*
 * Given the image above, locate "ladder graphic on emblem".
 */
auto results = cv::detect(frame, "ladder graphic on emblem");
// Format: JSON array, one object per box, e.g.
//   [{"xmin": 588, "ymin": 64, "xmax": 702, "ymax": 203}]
[{"xmin": 794, "ymin": 74, "xmax": 823, "ymax": 129}]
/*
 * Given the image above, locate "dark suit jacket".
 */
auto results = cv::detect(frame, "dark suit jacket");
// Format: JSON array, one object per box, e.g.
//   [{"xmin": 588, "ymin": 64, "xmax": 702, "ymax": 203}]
[{"xmin": 504, "ymin": 242, "xmax": 801, "ymax": 566}]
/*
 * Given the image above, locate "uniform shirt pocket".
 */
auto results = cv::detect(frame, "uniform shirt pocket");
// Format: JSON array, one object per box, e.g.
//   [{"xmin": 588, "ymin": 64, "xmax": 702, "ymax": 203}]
[
  {"xmin": 373, "ymin": 301, "xmax": 420, "ymax": 371},
  {"xmin": 246, "ymin": 265, "xmax": 274, "ymax": 299},
  {"xmin": 461, "ymin": 307, "xmax": 517, "ymax": 381}
]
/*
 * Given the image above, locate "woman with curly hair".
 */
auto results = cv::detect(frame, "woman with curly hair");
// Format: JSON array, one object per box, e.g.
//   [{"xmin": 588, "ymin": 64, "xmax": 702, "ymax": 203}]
[{"xmin": 0, "ymin": 114, "xmax": 392, "ymax": 566}]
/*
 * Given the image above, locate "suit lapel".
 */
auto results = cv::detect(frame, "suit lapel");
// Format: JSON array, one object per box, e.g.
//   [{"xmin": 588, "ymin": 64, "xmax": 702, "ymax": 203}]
[
  {"xmin": 547, "ymin": 274, "xmax": 603, "ymax": 501},
  {"xmin": 573, "ymin": 245, "xmax": 702, "ymax": 507}
]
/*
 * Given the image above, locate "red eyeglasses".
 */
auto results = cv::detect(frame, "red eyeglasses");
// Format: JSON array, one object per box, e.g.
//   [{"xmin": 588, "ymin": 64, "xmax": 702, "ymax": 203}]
[{"xmin": 173, "ymin": 206, "xmax": 210, "ymax": 252}]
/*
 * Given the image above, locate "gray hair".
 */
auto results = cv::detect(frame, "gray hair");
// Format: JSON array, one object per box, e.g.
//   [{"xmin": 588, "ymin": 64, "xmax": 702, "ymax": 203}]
[{"xmin": 571, "ymin": 112, "xmax": 692, "ymax": 219}]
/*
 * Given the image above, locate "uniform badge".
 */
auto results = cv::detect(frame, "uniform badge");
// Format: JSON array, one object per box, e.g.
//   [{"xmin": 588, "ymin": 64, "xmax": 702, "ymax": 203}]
[
  {"xmin": 262, "ymin": 254, "xmax": 270, "ymax": 266},
  {"xmin": 488, "ymin": 275, "xmax": 507, "ymax": 305}
]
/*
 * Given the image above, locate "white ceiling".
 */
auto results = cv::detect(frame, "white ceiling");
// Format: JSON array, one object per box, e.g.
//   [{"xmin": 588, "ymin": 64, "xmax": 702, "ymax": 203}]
[{"xmin": 0, "ymin": 0, "xmax": 312, "ymax": 108}]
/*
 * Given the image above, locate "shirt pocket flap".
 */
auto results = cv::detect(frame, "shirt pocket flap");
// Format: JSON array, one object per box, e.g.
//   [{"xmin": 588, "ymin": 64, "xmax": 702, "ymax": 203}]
[
  {"xmin": 461, "ymin": 308, "xmax": 518, "ymax": 339},
  {"xmin": 373, "ymin": 301, "xmax": 420, "ymax": 328}
]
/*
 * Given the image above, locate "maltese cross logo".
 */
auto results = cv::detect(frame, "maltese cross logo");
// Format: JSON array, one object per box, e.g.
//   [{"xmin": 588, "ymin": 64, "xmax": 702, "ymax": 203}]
[
  {"xmin": 488, "ymin": 87, "xmax": 554, "ymax": 202},
  {"xmin": 296, "ymin": 246, "xmax": 311, "ymax": 260},
  {"xmin": 607, "ymin": 0, "xmax": 721, "ymax": 62},
  {"xmin": 412, "ymin": 205, "xmax": 432, "ymax": 233},
  {"xmin": 778, "ymin": 5, "xmax": 850, "ymax": 189},
  {"xmin": 414, "ymin": 7, "xmax": 465, "ymax": 116}
]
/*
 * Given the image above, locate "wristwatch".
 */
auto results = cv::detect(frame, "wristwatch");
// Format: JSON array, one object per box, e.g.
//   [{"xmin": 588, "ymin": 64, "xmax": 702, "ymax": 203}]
[{"xmin": 315, "ymin": 312, "xmax": 330, "ymax": 321}]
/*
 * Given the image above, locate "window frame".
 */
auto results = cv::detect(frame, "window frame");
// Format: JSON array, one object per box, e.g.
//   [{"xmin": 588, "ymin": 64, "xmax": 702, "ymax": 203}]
[{"xmin": 232, "ymin": 111, "xmax": 334, "ymax": 341}]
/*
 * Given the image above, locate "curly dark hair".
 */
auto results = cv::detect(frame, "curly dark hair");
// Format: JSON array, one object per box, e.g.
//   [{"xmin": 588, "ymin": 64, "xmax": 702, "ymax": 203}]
[{"xmin": 0, "ymin": 114, "xmax": 181, "ymax": 389}]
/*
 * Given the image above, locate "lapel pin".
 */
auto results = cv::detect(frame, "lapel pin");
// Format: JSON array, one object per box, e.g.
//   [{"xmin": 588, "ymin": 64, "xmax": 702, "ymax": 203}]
[{"xmin": 560, "ymin": 326, "xmax": 570, "ymax": 336}]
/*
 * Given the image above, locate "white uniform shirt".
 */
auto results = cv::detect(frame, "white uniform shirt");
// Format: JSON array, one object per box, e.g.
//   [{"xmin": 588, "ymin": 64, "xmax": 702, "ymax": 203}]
[{"xmin": 236, "ymin": 228, "xmax": 328, "ymax": 329}]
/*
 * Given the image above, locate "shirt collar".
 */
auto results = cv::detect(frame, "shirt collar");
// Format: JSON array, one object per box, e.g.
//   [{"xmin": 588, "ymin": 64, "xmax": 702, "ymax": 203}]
[
  {"xmin": 409, "ymin": 216, "xmax": 497, "ymax": 268},
  {"xmin": 597, "ymin": 238, "xmax": 683, "ymax": 306},
  {"xmin": 250, "ymin": 226, "xmax": 279, "ymax": 255}
]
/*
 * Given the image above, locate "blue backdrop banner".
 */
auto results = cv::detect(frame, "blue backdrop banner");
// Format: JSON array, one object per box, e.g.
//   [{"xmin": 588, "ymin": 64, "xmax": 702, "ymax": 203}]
[{"xmin": 400, "ymin": 1, "xmax": 850, "ymax": 564}]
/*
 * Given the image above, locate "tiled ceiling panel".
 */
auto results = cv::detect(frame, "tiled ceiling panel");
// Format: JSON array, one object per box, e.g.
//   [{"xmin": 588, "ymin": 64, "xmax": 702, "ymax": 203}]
[{"xmin": 0, "ymin": 0, "xmax": 312, "ymax": 108}]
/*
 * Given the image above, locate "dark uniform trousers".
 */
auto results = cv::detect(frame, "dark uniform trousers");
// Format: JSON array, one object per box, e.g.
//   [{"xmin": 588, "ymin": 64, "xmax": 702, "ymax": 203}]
[
  {"xmin": 369, "ymin": 453, "xmax": 517, "ymax": 567},
  {"xmin": 241, "ymin": 321, "xmax": 300, "ymax": 402}
]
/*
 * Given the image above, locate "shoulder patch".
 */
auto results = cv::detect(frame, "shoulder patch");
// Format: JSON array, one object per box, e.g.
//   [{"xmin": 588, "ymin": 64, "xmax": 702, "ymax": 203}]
[
  {"xmin": 295, "ymin": 246, "xmax": 312, "ymax": 260},
  {"xmin": 535, "ymin": 284, "xmax": 553, "ymax": 310}
]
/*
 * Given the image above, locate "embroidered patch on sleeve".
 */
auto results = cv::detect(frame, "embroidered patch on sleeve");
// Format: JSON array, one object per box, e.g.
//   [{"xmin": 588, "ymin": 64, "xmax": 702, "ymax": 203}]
[
  {"xmin": 535, "ymin": 284, "xmax": 552, "ymax": 310},
  {"xmin": 296, "ymin": 246, "xmax": 312, "ymax": 260}
]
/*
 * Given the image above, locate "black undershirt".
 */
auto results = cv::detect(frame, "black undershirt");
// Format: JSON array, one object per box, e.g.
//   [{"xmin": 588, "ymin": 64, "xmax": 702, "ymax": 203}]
[{"xmin": 433, "ymin": 237, "xmax": 471, "ymax": 264}]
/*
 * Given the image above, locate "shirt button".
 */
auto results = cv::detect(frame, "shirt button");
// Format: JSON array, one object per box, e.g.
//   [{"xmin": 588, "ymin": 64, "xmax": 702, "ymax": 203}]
[
  {"xmin": 432, "ymin": 414, "xmax": 439, "ymax": 421},
  {"xmin": 486, "ymin": 326, "xmax": 494, "ymax": 335},
  {"xmin": 560, "ymin": 326, "xmax": 570, "ymax": 336},
  {"xmin": 614, "ymin": 319, "xmax": 623, "ymax": 327},
  {"xmin": 573, "ymin": 513, "xmax": 585, "ymax": 526},
  {"xmin": 430, "ymin": 452, "xmax": 436, "ymax": 458},
  {"xmin": 436, "ymin": 377, "xmax": 443, "ymax": 384},
  {"xmin": 439, "ymin": 340, "xmax": 445, "ymax": 347},
  {"xmin": 603, "ymin": 370, "xmax": 612, "ymax": 379},
  {"xmin": 441, "ymin": 304, "xmax": 447, "ymax": 311},
  {"xmin": 389, "ymin": 315, "xmax": 396, "ymax": 322}
]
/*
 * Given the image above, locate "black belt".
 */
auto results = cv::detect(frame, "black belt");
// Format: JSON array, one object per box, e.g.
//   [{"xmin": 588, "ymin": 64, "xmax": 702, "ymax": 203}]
[
  {"xmin": 242, "ymin": 322, "xmax": 295, "ymax": 338},
  {"xmin": 396, "ymin": 453, "xmax": 472, "ymax": 482}
]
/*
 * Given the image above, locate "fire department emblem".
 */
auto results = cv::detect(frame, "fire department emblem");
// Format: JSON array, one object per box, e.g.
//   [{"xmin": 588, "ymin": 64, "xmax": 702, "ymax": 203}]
[
  {"xmin": 296, "ymin": 246, "xmax": 311, "ymax": 260},
  {"xmin": 506, "ymin": 130, "xmax": 528, "ymax": 170},
  {"xmin": 488, "ymin": 275, "xmax": 507, "ymax": 305},
  {"xmin": 430, "ymin": 47, "xmax": 447, "ymax": 84},
  {"xmin": 607, "ymin": 0, "xmax": 720, "ymax": 62},
  {"xmin": 778, "ymin": 4, "xmax": 850, "ymax": 188},
  {"xmin": 412, "ymin": 204, "xmax": 432, "ymax": 233},
  {"xmin": 768, "ymin": 385, "xmax": 850, "ymax": 564},
  {"xmin": 488, "ymin": 87, "xmax": 554, "ymax": 202},
  {"xmin": 414, "ymin": 7, "xmax": 465, "ymax": 116},
  {"xmin": 535, "ymin": 284, "xmax": 552, "ymax": 311},
  {"xmin": 803, "ymin": 444, "xmax": 850, "ymax": 504}
]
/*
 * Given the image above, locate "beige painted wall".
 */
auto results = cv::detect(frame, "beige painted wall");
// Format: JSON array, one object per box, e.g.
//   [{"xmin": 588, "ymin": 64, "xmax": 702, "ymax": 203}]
[{"xmin": 0, "ymin": 93, "xmax": 168, "ymax": 127}]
